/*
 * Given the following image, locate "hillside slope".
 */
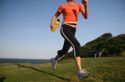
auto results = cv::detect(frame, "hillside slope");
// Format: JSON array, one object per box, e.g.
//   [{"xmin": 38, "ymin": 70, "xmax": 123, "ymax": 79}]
[
  {"xmin": 0, "ymin": 57, "xmax": 125, "ymax": 82},
  {"xmin": 66, "ymin": 33, "xmax": 125, "ymax": 58}
]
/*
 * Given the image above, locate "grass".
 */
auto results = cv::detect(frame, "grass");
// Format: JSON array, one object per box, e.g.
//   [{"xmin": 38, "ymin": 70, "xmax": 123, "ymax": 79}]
[{"xmin": 0, "ymin": 57, "xmax": 125, "ymax": 82}]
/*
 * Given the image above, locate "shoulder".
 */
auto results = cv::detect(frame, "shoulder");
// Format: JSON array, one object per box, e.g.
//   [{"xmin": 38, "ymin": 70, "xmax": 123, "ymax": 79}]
[
  {"xmin": 76, "ymin": 3, "xmax": 83, "ymax": 7},
  {"xmin": 71, "ymin": 2, "xmax": 83, "ymax": 8},
  {"xmin": 76, "ymin": 3, "xmax": 84, "ymax": 10}
]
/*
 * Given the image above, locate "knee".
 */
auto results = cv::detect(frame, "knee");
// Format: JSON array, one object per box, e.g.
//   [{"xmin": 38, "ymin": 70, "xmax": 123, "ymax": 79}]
[
  {"xmin": 74, "ymin": 42, "xmax": 81, "ymax": 50},
  {"xmin": 57, "ymin": 50, "xmax": 66, "ymax": 56}
]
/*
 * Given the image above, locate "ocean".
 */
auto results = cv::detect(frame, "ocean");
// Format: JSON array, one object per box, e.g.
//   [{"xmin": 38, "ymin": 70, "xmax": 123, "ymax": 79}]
[{"xmin": 0, "ymin": 58, "xmax": 50, "ymax": 64}]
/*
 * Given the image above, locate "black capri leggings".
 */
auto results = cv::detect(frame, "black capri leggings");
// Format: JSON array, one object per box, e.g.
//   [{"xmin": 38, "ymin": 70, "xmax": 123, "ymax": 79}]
[{"xmin": 57, "ymin": 24, "xmax": 82, "ymax": 58}]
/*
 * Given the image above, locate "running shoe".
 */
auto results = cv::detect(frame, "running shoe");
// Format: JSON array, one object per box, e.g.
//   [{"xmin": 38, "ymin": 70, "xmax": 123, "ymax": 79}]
[
  {"xmin": 77, "ymin": 69, "xmax": 89, "ymax": 79},
  {"xmin": 50, "ymin": 58, "xmax": 57, "ymax": 70}
]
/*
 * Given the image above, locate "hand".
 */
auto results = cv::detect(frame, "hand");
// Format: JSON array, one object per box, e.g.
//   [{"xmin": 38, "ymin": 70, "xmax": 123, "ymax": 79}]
[
  {"xmin": 50, "ymin": 23, "xmax": 53, "ymax": 30},
  {"xmin": 82, "ymin": 0, "xmax": 88, "ymax": 5}
]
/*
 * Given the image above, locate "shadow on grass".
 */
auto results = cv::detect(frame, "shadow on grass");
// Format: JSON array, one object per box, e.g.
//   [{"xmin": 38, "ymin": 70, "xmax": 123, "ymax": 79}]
[
  {"xmin": 0, "ymin": 77, "xmax": 6, "ymax": 82},
  {"xmin": 15, "ymin": 64, "xmax": 71, "ymax": 81}
]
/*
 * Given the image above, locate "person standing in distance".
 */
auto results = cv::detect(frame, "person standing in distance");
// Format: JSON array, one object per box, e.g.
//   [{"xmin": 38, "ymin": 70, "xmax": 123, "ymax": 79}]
[{"xmin": 50, "ymin": 0, "xmax": 89, "ymax": 79}]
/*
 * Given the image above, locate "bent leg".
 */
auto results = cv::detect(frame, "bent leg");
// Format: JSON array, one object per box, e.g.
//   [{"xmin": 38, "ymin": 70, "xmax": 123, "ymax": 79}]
[{"xmin": 54, "ymin": 39, "xmax": 71, "ymax": 61}]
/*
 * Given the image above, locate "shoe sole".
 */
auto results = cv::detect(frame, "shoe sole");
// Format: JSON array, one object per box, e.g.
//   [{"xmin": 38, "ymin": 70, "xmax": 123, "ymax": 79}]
[{"xmin": 78, "ymin": 72, "xmax": 90, "ymax": 80}]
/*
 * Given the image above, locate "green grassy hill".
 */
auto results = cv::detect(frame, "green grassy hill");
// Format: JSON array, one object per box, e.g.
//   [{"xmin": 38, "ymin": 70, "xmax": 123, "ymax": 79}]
[
  {"xmin": 0, "ymin": 57, "xmax": 125, "ymax": 82},
  {"xmin": 66, "ymin": 33, "xmax": 125, "ymax": 58}
]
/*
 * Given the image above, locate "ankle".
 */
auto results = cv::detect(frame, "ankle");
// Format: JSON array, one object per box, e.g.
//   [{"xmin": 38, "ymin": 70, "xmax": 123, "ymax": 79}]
[{"xmin": 78, "ymin": 68, "xmax": 82, "ymax": 71}]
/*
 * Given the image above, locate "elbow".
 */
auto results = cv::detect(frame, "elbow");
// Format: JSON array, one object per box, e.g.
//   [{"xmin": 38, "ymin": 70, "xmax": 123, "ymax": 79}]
[
  {"xmin": 85, "ymin": 17, "xmax": 88, "ymax": 19},
  {"xmin": 84, "ymin": 13, "xmax": 88, "ymax": 19},
  {"xmin": 85, "ymin": 11, "xmax": 88, "ymax": 19},
  {"xmin": 85, "ymin": 16, "xmax": 88, "ymax": 19}
]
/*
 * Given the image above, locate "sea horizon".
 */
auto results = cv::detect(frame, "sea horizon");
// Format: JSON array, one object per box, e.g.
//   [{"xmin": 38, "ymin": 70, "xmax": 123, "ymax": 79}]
[{"xmin": 0, "ymin": 58, "xmax": 50, "ymax": 64}]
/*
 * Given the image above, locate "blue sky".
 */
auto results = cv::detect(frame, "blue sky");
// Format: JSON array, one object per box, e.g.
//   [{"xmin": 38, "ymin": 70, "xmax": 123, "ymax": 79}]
[{"xmin": 0, "ymin": 0, "xmax": 125, "ymax": 59}]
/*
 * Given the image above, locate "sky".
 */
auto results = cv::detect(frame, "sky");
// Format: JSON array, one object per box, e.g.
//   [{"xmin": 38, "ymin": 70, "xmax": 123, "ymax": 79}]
[{"xmin": 0, "ymin": 0, "xmax": 125, "ymax": 59}]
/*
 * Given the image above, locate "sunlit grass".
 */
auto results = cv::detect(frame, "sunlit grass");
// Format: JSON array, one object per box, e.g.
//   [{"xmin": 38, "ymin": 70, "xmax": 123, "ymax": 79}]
[{"xmin": 0, "ymin": 57, "xmax": 125, "ymax": 82}]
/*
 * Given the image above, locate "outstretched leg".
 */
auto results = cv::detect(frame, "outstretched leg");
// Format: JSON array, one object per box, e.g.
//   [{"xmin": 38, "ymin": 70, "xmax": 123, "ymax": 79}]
[
  {"xmin": 60, "ymin": 25, "xmax": 82, "ymax": 71},
  {"xmin": 60, "ymin": 25, "xmax": 89, "ymax": 79}
]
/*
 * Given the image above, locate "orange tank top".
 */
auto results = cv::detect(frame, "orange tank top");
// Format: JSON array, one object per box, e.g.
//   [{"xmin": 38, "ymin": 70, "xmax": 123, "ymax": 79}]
[{"xmin": 57, "ymin": 3, "xmax": 83, "ymax": 24}]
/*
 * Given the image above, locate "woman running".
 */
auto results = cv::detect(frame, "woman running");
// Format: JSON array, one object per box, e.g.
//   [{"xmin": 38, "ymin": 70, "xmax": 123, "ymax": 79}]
[{"xmin": 50, "ymin": 0, "xmax": 88, "ymax": 79}]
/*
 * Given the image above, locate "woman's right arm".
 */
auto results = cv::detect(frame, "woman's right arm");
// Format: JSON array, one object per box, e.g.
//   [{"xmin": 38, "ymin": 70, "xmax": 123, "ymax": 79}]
[{"xmin": 50, "ymin": 12, "xmax": 61, "ymax": 29}]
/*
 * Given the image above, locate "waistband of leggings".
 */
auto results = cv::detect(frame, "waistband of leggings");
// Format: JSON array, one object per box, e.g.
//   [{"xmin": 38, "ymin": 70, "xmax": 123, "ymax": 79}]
[{"xmin": 62, "ymin": 24, "xmax": 76, "ymax": 28}]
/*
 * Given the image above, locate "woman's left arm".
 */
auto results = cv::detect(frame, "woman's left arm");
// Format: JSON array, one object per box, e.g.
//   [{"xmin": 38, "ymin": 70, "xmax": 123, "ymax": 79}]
[{"xmin": 81, "ymin": 0, "xmax": 88, "ymax": 19}]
